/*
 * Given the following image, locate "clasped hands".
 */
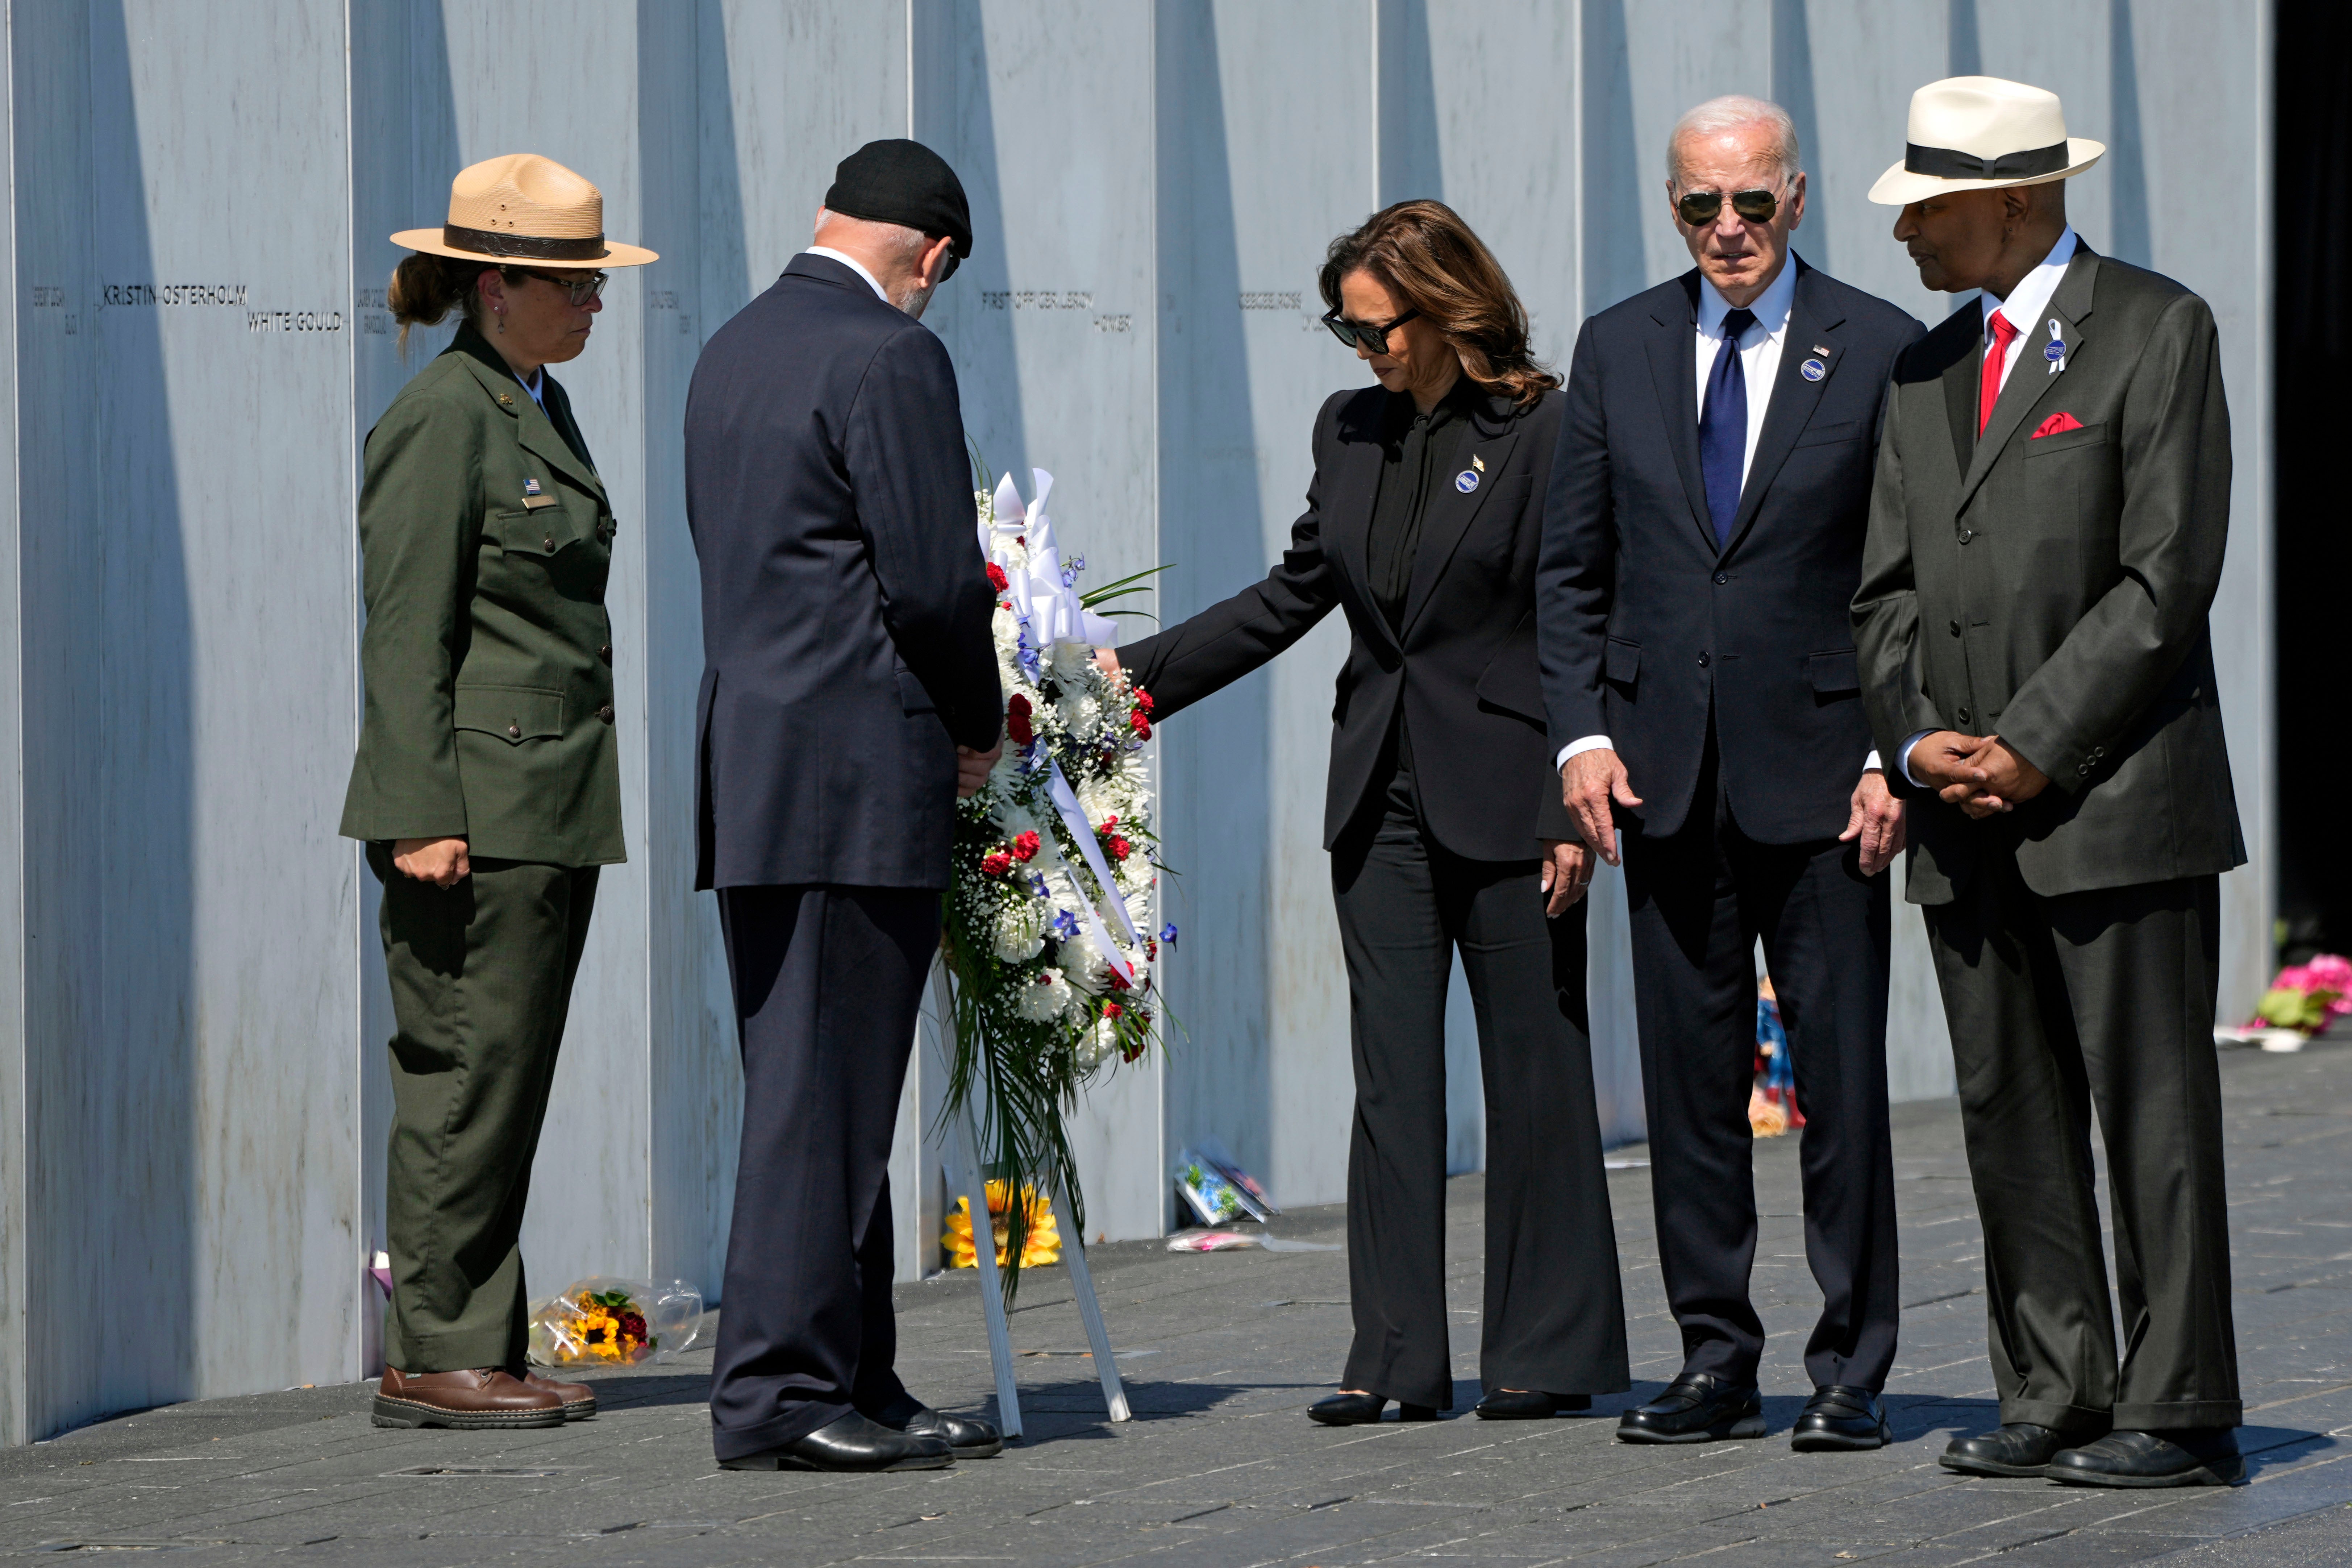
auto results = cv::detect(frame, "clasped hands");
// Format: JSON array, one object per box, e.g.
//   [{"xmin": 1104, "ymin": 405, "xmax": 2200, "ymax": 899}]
[
  {"xmin": 1905, "ymin": 731, "xmax": 2048, "ymax": 819},
  {"xmin": 1557, "ymin": 747, "xmax": 1909, "ymax": 876}
]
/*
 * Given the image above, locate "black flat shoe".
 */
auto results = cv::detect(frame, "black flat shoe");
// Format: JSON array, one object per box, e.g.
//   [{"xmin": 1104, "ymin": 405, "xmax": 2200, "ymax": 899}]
[
  {"xmin": 1307, "ymin": 1392, "xmax": 1438, "ymax": 1425},
  {"xmin": 1938, "ymin": 1422, "xmax": 2075, "ymax": 1478},
  {"xmin": 2047, "ymin": 1428, "xmax": 2243, "ymax": 1488},
  {"xmin": 719, "ymin": 1411, "xmax": 955, "ymax": 1472},
  {"xmin": 870, "ymin": 1394, "xmax": 1004, "ymax": 1459},
  {"xmin": 1790, "ymin": 1385, "xmax": 1890, "ymax": 1451},
  {"xmin": 1474, "ymin": 1389, "xmax": 1593, "ymax": 1419},
  {"xmin": 1615, "ymin": 1373, "xmax": 1764, "ymax": 1443}
]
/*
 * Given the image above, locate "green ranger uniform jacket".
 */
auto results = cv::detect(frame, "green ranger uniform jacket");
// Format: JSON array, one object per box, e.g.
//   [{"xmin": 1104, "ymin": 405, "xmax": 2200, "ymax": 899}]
[{"xmin": 341, "ymin": 324, "xmax": 625, "ymax": 866}]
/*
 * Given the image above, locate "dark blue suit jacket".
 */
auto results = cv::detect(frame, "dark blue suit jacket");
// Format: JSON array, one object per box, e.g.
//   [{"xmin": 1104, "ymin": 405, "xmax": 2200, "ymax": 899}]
[
  {"xmin": 686, "ymin": 254, "xmax": 1000, "ymax": 890},
  {"xmin": 1537, "ymin": 261, "xmax": 1924, "ymax": 843}
]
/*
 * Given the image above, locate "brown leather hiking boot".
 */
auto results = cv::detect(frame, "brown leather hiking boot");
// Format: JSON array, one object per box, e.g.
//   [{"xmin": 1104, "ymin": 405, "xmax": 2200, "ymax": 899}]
[
  {"xmin": 522, "ymin": 1369, "xmax": 597, "ymax": 1421},
  {"xmin": 372, "ymin": 1367, "xmax": 565, "ymax": 1430}
]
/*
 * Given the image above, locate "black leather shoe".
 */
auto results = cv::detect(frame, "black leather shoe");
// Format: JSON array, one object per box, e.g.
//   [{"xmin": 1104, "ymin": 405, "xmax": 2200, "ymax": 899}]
[
  {"xmin": 1474, "ymin": 1389, "xmax": 1593, "ymax": 1419},
  {"xmin": 1938, "ymin": 1422, "xmax": 2075, "ymax": 1477},
  {"xmin": 870, "ymin": 1394, "xmax": 1004, "ymax": 1459},
  {"xmin": 719, "ymin": 1411, "xmax": 954, "ymax": 1472},
  {"xmin": 1790, "ymin": 1385, "xmax": 1890, "ymax": 1451},
  {"xmin": 1615, "ymin": 1373, "xmax": 1765, "ymax": 1443},
  {"xmin": 1308, "ymin": 1392, "xmax": 1438, "ymax": 1425},
  {"xmin": 2047, "ymin": 1428, "xmax": 2244, "ymax": 1488}
]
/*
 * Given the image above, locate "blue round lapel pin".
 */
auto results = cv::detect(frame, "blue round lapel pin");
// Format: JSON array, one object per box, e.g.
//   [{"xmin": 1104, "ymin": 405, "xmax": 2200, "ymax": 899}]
[
  {"xmin": 1800, "ymin": 357, "xmax": 1826, "ymax": 381},
  {"xmin": 1455, "ymin": 469, "xmax": 1479, "ymax": 493}
]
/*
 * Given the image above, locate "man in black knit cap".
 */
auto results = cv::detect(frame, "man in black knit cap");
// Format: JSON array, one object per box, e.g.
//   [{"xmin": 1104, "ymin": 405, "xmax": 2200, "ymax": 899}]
[{"xmin": 686, "ymin": 140, "xmax": 1005, "ymax": 1472}]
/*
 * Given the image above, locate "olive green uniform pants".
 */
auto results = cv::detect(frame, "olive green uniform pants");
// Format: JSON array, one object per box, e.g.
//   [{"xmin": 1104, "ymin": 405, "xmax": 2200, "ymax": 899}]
[{"xmin": 370, "ymin": 845, "xmax": 600, "ymax": 1373}]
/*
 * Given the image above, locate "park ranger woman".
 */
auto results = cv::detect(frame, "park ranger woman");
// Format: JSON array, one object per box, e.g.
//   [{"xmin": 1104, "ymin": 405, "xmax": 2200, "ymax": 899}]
[{"xmin": 340, "ymin": 154, "xmax": 654, "ymax": 1431}]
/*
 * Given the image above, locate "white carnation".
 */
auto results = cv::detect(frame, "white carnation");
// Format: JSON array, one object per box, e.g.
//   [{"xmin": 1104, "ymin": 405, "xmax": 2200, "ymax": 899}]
[
  {"xmin": 1054, "ymin": 692, "xmax": 1099, "ymax": 739},
  {"xmin": 992, "ymin": 901, "xmax": 1046, "ymax": 963},
  {"xmin": 1061, "ymin": 927, "xmax": 1115, "ymax": 995},
  {"xmin": 1049, "ymin": 639, "xmax": 1096, "ymax": 682},
  {"xmin": 1015, "ymin": 966, "xmax": 1074, "ymax": 1023},
  {"xmin": 1075, "ymin": 1015, "xmax": 1117, "ymax": 1069}
]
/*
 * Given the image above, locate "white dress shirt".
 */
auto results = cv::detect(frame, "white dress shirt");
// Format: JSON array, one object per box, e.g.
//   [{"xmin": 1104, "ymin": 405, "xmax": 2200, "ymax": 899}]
[
  {"xmin": 804, "ymin": 245, "xmax": 892, "ymax": 305},
  {"xmin": 1558, "ymin": 259, "xmax": 1881, "ymax": 776},
  {"xmin": 1895, "ymin": 225, "xmax": 2080, "ymax": 786}
]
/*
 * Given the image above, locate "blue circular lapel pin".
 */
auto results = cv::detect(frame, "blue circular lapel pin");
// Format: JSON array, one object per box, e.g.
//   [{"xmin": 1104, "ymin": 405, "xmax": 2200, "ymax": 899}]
[
  {"xmin": 2044, "ymin": 340, "xmax": 2065, "ymax": 362},
  {"xmin": 1455, "ymin": 469, "xmax": 1479, "ymax": 493},
  {"xmin": 1801, "ymin": 357, "xmax": 1826, "ymax": 381}
]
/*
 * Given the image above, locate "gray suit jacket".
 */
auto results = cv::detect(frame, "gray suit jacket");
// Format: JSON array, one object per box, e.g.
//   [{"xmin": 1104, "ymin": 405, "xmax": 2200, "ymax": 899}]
[{"xmin": 1851, "ymin": 244, "xmax": 2245, "ymax": 903}]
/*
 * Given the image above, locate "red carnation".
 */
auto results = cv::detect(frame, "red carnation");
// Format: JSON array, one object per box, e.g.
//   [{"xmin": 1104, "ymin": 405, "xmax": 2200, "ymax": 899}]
[
  {"xmin": 985, "ymin": 562, "xmax": 1008, "ymax": 592},
  {"xmin": 1129, "ymin": 709, "xmax": 1152, "ymax": 740},
  {"xmin": 1007, "ymin": 693, "xmax": 1034, "ymax": 746},
  {"xmin": 1102, "ymin": 1002, "xmax": 1124, "ymax": 1020},
  {"xmin": 1011, "ymin": 831, "xmax": 1041, "ymax": 862},
  {"xmin": 1107, "ymin": 836, "xmax": 1131, "ymax": 861},
  {"xmin": 981, "ymin": 851, "xmax": 1012, "ymax": 878},
  {"xmin": 1101, "ymin": 815, "xmax": 1118, "ymax": 830},
  {"xmin": 1108, "ymin": 969, "xmax": 1132, "ymax": 992},
  {"xmin": 1134, "ymin": 687, "xmax": 1154, "ymax": 714}
]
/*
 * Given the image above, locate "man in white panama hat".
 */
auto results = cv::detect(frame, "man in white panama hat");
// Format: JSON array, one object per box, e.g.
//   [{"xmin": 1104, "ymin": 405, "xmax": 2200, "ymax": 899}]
[{"xmin": 1853, "ymin": 76, "xmax": 2246, "ymax": 1487}]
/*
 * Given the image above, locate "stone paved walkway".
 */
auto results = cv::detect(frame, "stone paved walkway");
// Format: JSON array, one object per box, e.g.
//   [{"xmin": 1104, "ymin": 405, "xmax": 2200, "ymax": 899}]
[{"xmin": 8, "ymin": 1040, "xmax": 2352, "ymax": 1565}]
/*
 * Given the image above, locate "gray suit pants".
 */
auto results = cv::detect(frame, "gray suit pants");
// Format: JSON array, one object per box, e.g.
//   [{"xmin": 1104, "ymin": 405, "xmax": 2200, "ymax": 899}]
[{"xmin": 1922, "ymin": 849, "xmax": 2241, "ymax": 1432}]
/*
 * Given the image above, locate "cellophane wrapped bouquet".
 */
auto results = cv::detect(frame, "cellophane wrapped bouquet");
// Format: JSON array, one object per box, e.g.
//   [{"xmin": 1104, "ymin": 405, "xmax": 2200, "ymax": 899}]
[
  {"xmin": 942, "ymin": 467, "xmax": 1170, "ymax": 1294},
  {"xmin": 526, "ymin": 1277, "xmax": 703, "ymax": 1368}
]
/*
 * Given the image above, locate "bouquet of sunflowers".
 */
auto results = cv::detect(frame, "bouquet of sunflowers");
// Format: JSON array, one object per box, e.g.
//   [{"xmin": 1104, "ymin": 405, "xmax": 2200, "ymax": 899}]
[
  {"xmin": 526, "ymin": 1277, "xmax": 704, "ymax": 1368},
  {"xmin": 943, "ymin": 1178, "xmax": 1062, "ymax": 1271}
]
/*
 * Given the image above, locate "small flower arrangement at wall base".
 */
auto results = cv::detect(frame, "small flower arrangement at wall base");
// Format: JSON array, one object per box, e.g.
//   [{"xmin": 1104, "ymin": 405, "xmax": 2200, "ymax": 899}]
[{"xmin": 944, "ymin": 1180, "xmax": 1061, "ymax": 1271}]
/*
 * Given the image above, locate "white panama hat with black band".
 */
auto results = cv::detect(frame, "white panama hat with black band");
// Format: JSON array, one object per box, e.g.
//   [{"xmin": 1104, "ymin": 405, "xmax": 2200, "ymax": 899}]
[{"xmin": 1868, "ymin": 76, "xmax": 2105, "ymax": 207}]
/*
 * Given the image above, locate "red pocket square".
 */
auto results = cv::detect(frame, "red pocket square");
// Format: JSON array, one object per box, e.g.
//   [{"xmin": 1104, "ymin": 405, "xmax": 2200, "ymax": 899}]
[{"xmin": 2032, "ymin": 412, "xmax": 2085, "ymax": 438}]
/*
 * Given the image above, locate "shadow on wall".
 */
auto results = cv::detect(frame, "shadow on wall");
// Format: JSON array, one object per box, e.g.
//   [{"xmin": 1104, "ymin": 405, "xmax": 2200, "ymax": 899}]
[{"xmin": 1152, "ymin": 1, "xmax": 1273, "ymax": 1205}]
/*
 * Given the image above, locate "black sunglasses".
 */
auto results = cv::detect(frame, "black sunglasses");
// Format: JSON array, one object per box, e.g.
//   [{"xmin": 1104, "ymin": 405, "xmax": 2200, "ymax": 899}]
[
  {"xmin": 1321, "ymin": 305, "xmax": 1421, "ymax": 354},
  {"xmin": 503, "ymin": 266, "xmax": 609, "ymax": 306},
  {"xmin": 1675, "ymin": 187, "xmax": 1780, "ymax": 227}
]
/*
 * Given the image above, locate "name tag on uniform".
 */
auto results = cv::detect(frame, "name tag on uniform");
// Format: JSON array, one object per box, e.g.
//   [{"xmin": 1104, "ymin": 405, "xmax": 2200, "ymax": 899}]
[{"xmin": 522, "ymin": 492, "xmax": 558, "ymax": 510}]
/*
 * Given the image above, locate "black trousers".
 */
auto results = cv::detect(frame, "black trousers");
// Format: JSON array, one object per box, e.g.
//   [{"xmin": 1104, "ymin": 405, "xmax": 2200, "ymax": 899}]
[
  {"xmin": 1329, "ymin": 737, "xmax": 1629, "ymax": 1410},
  {"xmin": 1621, "ymin": 729, "xmax": 1898, "ymax": 1391},
  {"xmin": 370, "ymin": 846, "xmax": 600, "ymax": 1374},
  {"xmin": 1922, "ymin": 851, "xmax": 2240, "ymax": 1432},
  {"xmin": 708, "ymin": 884, "xmax": 938, "ymax": 1461}
]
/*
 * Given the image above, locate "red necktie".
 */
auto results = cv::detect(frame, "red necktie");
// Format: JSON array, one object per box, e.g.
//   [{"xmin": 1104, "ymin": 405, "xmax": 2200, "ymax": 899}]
[{"xmin": 1979, "ymin": 313, "xmax": 2019, "ymax": 434}]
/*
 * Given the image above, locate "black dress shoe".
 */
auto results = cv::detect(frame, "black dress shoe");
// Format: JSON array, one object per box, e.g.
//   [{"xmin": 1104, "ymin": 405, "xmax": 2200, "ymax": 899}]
[
  {"xmin": 1615, "ymin": 1373, "xmax": 1765, "ymax": 1443},
  {"xmin": 719, "ymin": 1411, "xmax": 954, "ymax": 1472},
  {"xmin": 1307, "ymin": 1392, "xmax": 1438, "ymax": 1425},
  {"xmin": 2047, "ymin": 1428, "xmax": 2244, "ymax": 1488},
  {"xmin": 869, "ymin": 1394, "xmax": 1004, "ymax": 1459},
  {"xmin": 1938, "ymin": 1422, "xmax": 2075, "ymax": 1477},
  {"xmin": 1790, "ymin": 1385, "xmax": 1890, "ymax": 1451},
  {"xmin": 1474, "ymin": 1389, "xmax": 1593, "ymax": 1419}
]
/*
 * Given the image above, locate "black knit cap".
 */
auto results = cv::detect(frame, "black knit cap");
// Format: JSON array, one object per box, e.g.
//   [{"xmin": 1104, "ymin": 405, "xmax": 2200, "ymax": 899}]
[{"xmin": 824, "ymin": 139, "xmax": 972, "ymax": 260}]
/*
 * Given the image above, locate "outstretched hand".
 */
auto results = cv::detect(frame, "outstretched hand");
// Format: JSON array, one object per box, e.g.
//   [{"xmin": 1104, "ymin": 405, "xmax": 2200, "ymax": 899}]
[{"xmin": 1560, "ymin": 748, "xmax": 1643, "ymax": 866}]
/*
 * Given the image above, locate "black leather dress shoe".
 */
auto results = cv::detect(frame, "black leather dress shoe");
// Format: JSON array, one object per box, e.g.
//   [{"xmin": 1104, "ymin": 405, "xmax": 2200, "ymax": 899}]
[
  {"xmin": 2047, "ymin": 1428, "xmax": 2244, "ymax": 1488},
  {"xmin": 1474, "ymin": 1389, "xmax": 1593, "ymax": 1419},
  {"xmin": 1938, "ymin": 1422, "xmax": 2074, "ymax": 1477},
  {"xmin": 719, "ymin": 1411, "xmax": 954, "ymax": 1472},
  {"xmin": 1308, "ymin": 1392, "xmax": 1438, "ymax": 1425},
  {"xmin": 1789, "ymin": 1385, "xmax": 1890, "ymax": 1451},
  {"xmin": 1615, "ymin": 1373, "xmax": 1765, "ymax": 1443},
  {"xmin": 870, "ymin": 1395, "xmax": 1004, "ymax": 1459}
]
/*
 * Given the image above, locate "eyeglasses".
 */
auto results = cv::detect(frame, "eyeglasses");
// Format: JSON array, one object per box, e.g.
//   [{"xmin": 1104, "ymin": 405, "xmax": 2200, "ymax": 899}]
[
  {"xmin": 1321, "ymin": 306, "xmax": 1421, "ymax": 355},
  {"xmin": 1675, "ymin": 187, "xmax": 1780, "ymax": 228},
  {"xmin": 504, "ymin": 267, "xmax": 609, "ymax": 306}
]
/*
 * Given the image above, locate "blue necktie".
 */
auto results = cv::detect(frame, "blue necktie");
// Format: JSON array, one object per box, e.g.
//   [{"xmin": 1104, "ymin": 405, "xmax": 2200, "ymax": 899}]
[{"xmin": 1699, "ymin": 307, "xmax": 1755, "ymax": 549}]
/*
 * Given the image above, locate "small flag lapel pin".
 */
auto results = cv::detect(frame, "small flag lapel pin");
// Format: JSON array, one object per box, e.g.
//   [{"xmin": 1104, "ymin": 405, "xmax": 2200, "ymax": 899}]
[
  {"xmin": 2045, "ymin": 318, "xmax": 2066, "ymax": 375},
  {"xmin": 524, "ymin": 478, "xmax": 542, "ymax": 496},
  {"xmin": 1472, "ymin": 454, "xmax": 1486, "ymax": 472}
]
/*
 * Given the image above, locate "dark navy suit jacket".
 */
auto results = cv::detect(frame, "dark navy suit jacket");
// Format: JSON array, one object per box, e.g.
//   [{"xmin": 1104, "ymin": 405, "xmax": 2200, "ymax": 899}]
[
  {"xmin": 1537, "ymin": 260, "xmax": 1925, "ymax": 843},
  {"xmin": 686, "ymin": 254, "xmax": 1000, "ymax": 890}
]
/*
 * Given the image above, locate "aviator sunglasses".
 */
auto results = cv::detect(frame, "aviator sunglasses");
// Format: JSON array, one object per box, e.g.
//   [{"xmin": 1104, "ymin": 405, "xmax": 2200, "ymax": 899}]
[
  {"xmin": 504, "ymin": 266, "xmax": 610, "ymax": 306},
  {"xmin": 1675, "ymin": 187, "xmax": 1781, "ymax": 227},
  {"xmin": 1321, "ymin": 305, "xmax": 1421, "ymax": 354}
]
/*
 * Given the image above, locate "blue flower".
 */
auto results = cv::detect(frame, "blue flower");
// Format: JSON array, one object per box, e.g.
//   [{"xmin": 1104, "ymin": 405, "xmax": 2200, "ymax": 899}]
[
  {"xmin": 1050, "ymin": 910, "xmax": 1080, "ymax": 940},
  {"xmin": 1160, "ymin": 923, "xmax": 1179, "ymax": 945},
  {"xmin": 1030, "ymin": 874, "xmax": 1050, "ymax": 901}
]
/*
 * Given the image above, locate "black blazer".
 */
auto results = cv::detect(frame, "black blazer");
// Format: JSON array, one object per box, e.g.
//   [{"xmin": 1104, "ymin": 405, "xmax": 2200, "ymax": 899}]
[
  {"xmin": 1853, "ymin": 245, "xmax": 2245, "ymax": 901},
  {"xmin": 1119, "ymin": 383, "xmax": 1575, "ymax": 862},
  {"xmin": 685, "ymin": 254, "xmax": 1001, "ymax": 891},
  {"xmin": 1537, "ymin": 261, "xmax": 1925, "ymax": 843}
]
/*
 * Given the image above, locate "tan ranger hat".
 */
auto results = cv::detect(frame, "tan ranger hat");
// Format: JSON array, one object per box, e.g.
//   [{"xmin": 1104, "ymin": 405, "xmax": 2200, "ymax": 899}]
[
  {"xmin": 1868, "ymin": 77, "xmax": 2105, "ymax": 206},
  {"xmin": 394, "ymin": 153, "xmax": 657, "ymax": 267}
]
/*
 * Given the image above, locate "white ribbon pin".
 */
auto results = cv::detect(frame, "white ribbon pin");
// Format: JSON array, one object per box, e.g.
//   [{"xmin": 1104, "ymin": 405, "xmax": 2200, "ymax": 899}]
[{"xmin": 2045, "ymin": 317, "xmax": 2066, "ymax": 375}]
